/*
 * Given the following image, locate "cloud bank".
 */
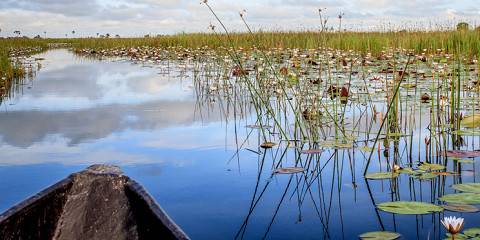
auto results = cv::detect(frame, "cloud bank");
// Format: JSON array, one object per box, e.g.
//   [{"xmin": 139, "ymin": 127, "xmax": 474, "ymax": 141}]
[{"xmin": 0, "ymin": 0, "xmax": 478, "ymax": 37}]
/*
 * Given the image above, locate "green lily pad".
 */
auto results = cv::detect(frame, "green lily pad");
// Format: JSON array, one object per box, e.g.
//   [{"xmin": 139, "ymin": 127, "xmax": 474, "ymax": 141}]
[
  {"xmin": 401, "ymin": 83, "xmax": 417, "ymax": 89},
  {"xmin": 377, "ymin": 201, "xmax": 443, "ymax": 214},
  {"xmin": 412, "ymin": 172, "xmax": 438, "ymax": 180},
  {"xmin": 273, "ymin": 167, "xmax": 305, "ymax": 174},
  {"xmin": 359, "ymin": 231, "xmax": 401, "ymax": 240},
  {"xmin": 455, "ymin": 159, "xmax": 475, "ymax": 164},
  {"xmin": 357, "ymin": 146, "xmax": 374, "ymax": 152},
  {"xmin": 464, "ymin": 228, "xmax": 480, "ymax": 238},
  {"xmin": 451, "ymin": 130, "xmax": 480, "ymax": 136},
  {"xmin": 365, "ymin": 172, "xmax": 399, "ymax": 180},
  {"xmin": 387, "ymin": 132, "xmax": 409, "ymax": 138},
  {"xmin": 452, "ymin": 183, "xmax": 480, "ymax": 193},
  {"xmin": 399, "ymin": 167, "xmax": 416, "ymax": 175},
  {"xmin": 444, "ymin": 233, "xmax": 467, "ymax": 240},
  {"xmin": 461, "ymin": 114, "xmax": 480, "ymax": 128},
  {"xmin": 418, "ymin": 163, "xmax": 446, "ymax": 171},
  {"xmin": 440, "ymin": 193, "xmax": 480, "ymax": 204},
  {"xmin": 443, "ymin": 203, "xmax": 479, "ymax": 213}
]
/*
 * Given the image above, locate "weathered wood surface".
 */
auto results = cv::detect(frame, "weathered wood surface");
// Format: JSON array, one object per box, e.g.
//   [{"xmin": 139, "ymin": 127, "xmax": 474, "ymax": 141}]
[{"xmin": 0, "ymin": 165, "xmax": 189, "ymax": 240}]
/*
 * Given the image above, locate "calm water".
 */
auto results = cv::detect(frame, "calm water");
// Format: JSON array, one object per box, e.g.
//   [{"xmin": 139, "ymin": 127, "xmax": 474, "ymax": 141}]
[{"xmin": 0, "ymin": 50, "xmax": 479, "ymax": 239}]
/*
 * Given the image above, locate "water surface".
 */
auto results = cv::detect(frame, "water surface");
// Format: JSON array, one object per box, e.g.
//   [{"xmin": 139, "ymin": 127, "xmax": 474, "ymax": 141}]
[{"xmin": 0, "ymin": 49, "xmax": 479, "ymax": 239}]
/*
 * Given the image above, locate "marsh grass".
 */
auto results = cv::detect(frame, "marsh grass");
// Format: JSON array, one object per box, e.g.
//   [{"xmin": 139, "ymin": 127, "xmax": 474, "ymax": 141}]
[{"xmin": 62, "ymin": 30, "xmax": 480, "ymax": 56}]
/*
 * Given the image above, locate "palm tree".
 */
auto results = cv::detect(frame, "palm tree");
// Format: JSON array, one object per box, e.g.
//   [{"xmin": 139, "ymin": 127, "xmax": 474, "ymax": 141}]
[
  {"xmin": 44, "ymin": 31, "xmax": 47, "ymax": 38},
  {"xmin": 71, "ymin": 30, "xmax": 76, "ymax": 37}
]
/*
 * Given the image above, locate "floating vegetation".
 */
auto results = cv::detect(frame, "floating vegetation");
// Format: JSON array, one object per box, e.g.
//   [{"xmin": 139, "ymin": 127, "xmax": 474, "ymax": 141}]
[
  {"xmin": 418, "ymin": 163, "xmax": 446, "ymax": 171},
  {"xmin": 3, "ymin": 15, "xmax": 480, "ymax": 238},
  {"xmin": 412, "ymin": 172, "xmax": 439, "ymax": 180},
  {"xmin": 446, "ymin": 150, "xmax": 480, "ymax": 158},
  {"xmin": 463, "ymin": 228, "xmax": 480, "ymax": 238},
  {"xmin": 365, "ymin": 172, "xmax": 399, "ymax": 180},
  {"xmin": 300, "ymin": 149, "xmax": 322, "ymax": 155},
  {"xmin": 452, "ymin": 183, "xmax": 480, "ymax": 194},
  {"xmin": 443, "ymin": 203, "xmax": 479, "ymax": 213},
  {"xmin": 377, "ymin": 201, "xmax": 443, "ymax": 214},
  {"xmin": 273, "ymin": 167, "xmax": 304, "ymax": 174},
  {"xmin": 359, "ymin": 231, "xmax": 401, "ymax": 240},
  {"xmin": 461, "ymin": 114, "xmax": 480, "ymax": 128},
  {"xmin": 440, "ymin": 193, "xmax": 480, "ymax": 205},
  {"xmin": 260, "ymin": 142, "xmax": 276, "ymax": 149}
]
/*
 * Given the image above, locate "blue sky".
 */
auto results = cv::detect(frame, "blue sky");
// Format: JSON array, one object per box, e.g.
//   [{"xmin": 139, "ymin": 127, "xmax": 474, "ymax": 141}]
[{"xmin": 0, "ymin": 0, "xmax": 479, "ymax": 37}]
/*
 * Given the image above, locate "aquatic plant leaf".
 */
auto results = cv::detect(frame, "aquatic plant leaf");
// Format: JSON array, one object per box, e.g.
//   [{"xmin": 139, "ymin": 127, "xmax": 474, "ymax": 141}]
[
  {"xmin": 439, "ymin": 193, "xmax": 480, "ymax": 204},
  {"xmin": 357, "ymin": 146, "xmax": 374, "ymax": 152},
  {"xmin": 464, "ymin": 228, "xmax": 480, "ymax": 238},
  {"xmin": 401, "ymin": 83, "xmax": 417, "ymax": 89},
  {"xmin": 442, "ymin": 203, "xmax": 479, "ymax": 213},
  {"xmin": 412, "ymin": 172, "xmax": 438, "ymax": 180},
  {"xmin": 300, "ymin": 149, "xmax": 322, "ymax": 154},
  {"xmin": 452, "ymin": 159, "xmax": 475, "ymax": 164},
  {"xmin": 398, "ymin": 167, "xmax": 416, "ymax": 175},
  {"xmin": 444, "ymin": 233, "xmax": 467, "ymax": 240},
  {"xmin": 246, "ymin": 124, "xmax": 272, "ymax": 129},
  {"xmin": 418, "ymin": 163, "xmax": 445, "ymax": 171},
  {"xmin": 452, "ymin": 183, "xmax": 480, "ymax": 193},
  {"xmin": 377, "ymin": 201, "xmax": 443, "ymax": 214},
  {"xmin": 320, "ymin": 141, "xmax": 353, "ymax": 149},
  {"xmin": 451, "ymin": 130, "xmax": 480, "ymax": 136},
  {"xmin": 359, "ymin": 231, "xmax": 400, "ymax": 240},
  {"xmin": 446, "ymin": 150, "xmax": 480, "ymax": 158},
  {"xmin": 431, "ymin": 172, "xmax": 458, "ymax": 176},
  {"xmin": 365, "ymin": 172, "xmax": 399, "ymax": 180},
  {"xmin": 387, "ymin": 132, "xmax": 409, "ymax": 138},
  {"xmin": 260, "ymin": 142, "xmax": 276, "ymax": 149},
  {"xmin": 273, "ymin": 167, "xmax": 304, "ymax": 174},
  {"xmin": 461, "ymin": 114, "xmax": 480, "ymax": 128}
]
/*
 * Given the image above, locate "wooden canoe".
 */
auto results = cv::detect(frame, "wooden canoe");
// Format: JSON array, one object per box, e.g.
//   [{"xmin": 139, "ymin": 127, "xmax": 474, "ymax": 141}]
[{"xmin": 0, "ymin": 165, "xmax": 189, "ymax": 240}]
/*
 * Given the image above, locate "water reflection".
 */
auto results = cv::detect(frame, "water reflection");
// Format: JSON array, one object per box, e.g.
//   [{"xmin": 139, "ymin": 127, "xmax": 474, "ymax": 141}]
[{"xmin": 1, "ymin": 49, "xmax": 480, "ymax": 240}]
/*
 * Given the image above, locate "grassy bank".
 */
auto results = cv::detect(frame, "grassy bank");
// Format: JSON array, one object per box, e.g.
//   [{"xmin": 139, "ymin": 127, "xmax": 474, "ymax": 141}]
[
  {"xmin": 0, "ymin": 38, "xmax": 47, "ymax": 97},
  {"xmin": 65, "ymin": 30, "xmax": 480, "ymax": 56}
]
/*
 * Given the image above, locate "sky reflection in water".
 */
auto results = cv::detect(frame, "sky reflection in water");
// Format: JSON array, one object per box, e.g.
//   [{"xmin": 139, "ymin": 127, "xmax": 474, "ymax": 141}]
[{"xmin": 0, "ymin": 50, "xmax": 479, "ymax": 240}]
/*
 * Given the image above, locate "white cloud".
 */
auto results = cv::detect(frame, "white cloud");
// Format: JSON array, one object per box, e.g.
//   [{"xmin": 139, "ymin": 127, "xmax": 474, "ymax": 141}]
[{"xmin": 0, "ymin": 0, "xmax": 478, "ymax": 37}]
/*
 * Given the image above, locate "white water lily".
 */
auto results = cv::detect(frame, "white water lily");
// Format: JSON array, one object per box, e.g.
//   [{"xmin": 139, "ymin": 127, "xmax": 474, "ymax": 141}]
[{"xmin": 441, "ymin": 216, "xmax": 464, "ymax": 236}]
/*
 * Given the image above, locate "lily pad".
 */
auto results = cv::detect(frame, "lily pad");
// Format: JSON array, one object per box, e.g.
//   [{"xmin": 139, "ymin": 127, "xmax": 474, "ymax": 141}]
[
  {"xmin": 300, "ymin": 149, "xmax": 322, "ymax": 155},
  {"xmin": 398, "ymin": 167, "xmax": 416, "ymax": 175},
  {"xmin": 431, "ymin": 172, "xmax": 458, "ymax": 176},
  {"xmin": 418, "ymin": 163, "xmax": 445, "ymax": 171},
  {"xmin": 401, "ymin": 83, "xmax": 417, "ymax": 89},
  {"xmin": 412, "ymin": 172, "xmax": 438, "ymax": 180},
  {"xmin": 443, "ymin": 203, "xmax": 479, "ymax": 213},
  {"xmin": 454, "ymin": 159, "xmax": 475, "ymax": 164},
  {"xmin": 365, "ymin": 172, "xmax": 399, "ymax": 180},
  {"xmin": 377, "ymin": 201, "xmax": 443, "ymax": 214},
  {"xmin": 461, "ymin": 114, "xmax": 480, "ymax": 128},
  {"xmin": 359, "ymin": 231, "xmax": 401, "ymax": 240},
  {"xmin": 439, "ymin": 193, "xmax": 480, "ymax": 204},
  {"xmin": 357, "ymin": 146, "xmax": 374, "ymax": 152},
  {"xmin": 273, "ymin": 167, "xmax": 305, "ymax": 174},
  {"xmin": 260, "ymin": 142, "xmax": 276, "ymax": 149},
  {"xmin": 446, "ymin": 150, "xmax": 480, "ymax": 158},
  {"xmin": 464, "ymin": 228, "xmax": 480, "ymax": 238},
  {"xmin": 452, "ymin": 183, "xmax": 480, "ymax": 193},
  {"xmin": 246, "ymin": 124, "xmax": 272, "ymax": 129}
]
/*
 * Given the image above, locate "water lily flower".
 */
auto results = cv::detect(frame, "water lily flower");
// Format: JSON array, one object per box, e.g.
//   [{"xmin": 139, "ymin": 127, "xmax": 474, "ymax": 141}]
[{"xmin": 441, "ymin": 216, "xmax": 464, "ymax": 237}]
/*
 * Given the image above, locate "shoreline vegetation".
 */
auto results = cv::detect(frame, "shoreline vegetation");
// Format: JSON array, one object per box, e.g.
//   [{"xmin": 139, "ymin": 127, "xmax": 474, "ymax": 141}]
[
  {"xmin": 2, "ymin": 29, "xmax": 479, "ymax": 87},
  {"xmin": 1, "ymin": 28, "xmax": 480, "ymax": 175}
]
